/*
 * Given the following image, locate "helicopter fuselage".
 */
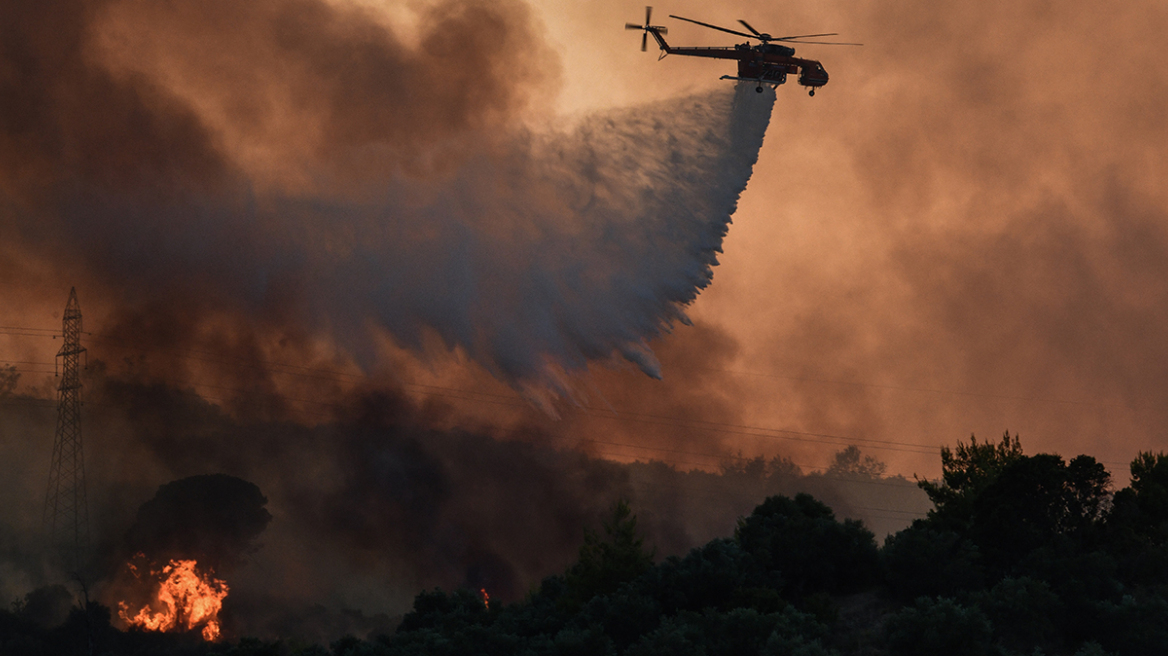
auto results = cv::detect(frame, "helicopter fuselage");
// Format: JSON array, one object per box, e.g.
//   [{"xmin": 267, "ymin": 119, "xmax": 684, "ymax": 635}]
[{"xmin": 646, "ymin": 29, "xmax": 828, "ymax": 89}]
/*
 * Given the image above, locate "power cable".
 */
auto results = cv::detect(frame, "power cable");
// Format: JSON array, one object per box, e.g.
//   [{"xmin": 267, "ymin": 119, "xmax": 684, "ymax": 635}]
[
  {"xmin": 4, "ymin": 322, "xmax": 1159, "ymax": 413},
  {"xmin": 0, "ymin": 324, "xmax": 1143, "ymax": 471}
]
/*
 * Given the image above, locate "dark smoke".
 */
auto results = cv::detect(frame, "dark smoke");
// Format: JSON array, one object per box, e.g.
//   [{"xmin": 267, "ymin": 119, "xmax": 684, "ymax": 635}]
[
  {"xmin": 0, "ymin": 0, "xmax": 862, "ymax": 642},
  {"xmin": 0, "ymin": 0, "xmax": 548, "ymax": 197},
  {"xmin": 0, "ymin": 363, "xmax": 927, "ymax": 641},
  {"xmin": 1, "ymin": 0, "xmax": 774, "ymax": 390}
]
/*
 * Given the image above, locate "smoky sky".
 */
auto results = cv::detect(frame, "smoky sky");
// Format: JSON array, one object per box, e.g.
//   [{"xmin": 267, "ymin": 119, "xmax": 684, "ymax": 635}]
[
  {"xmin": 0, "ymin": 3, "xmax": 795, "ymax": 630},
  {"xmin": 517, "ymin": 0, "xmax": 1168, "ymax": 476},
  {"xmin": 7, "ymin": 0, "xmax": 1168, "ymax": 634},
  {"xmin": 0, "ymin": 0, "xmax": 780, "ymax": 397},
  {"xmin": 0, "ymin": 366, "xmax": 926, "ymax": 642},
  {"xmin": 19, "ymin": 0, "xmax": 1150, "ymax": 644},
  {"xmin": 0, "ymin": 0, "xmax": 550, "ymax": 196}
]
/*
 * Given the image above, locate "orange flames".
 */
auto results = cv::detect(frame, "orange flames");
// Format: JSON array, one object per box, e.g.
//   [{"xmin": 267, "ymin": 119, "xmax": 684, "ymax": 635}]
[
  {"xmin": 117, "ymin": 557, "xmax": 229, "ymax": 641},
  {"xmin": 480, "ymin": 588, "xmax": 490, "ymax": 610}
]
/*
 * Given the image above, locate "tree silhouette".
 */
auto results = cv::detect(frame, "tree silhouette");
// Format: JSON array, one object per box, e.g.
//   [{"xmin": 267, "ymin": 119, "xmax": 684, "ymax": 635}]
[
  {"xmin": 1110, "ymin": 451, "xmax": 1168, "ymax": 543},
  {"xmin": 970, "ymin": 453, "xmax": 1110, "ymax": 570},
  {"xmin": 561, "ymin": 499, "xmax": 655, "ymax": 610},
  {"xmin": 735, "ymin": 493, "xmax": 879, "ymax": 598},
  {"xmin": 0, "ymin": 364, "xmax": 17, "ymax": 397},
  {"xmin": 918, "ymin": 431, "xmax": 1023, "ymax": 531},
  {"xmin": 826, "ymin": 445, "xmax": 887, "ymax": 478}
]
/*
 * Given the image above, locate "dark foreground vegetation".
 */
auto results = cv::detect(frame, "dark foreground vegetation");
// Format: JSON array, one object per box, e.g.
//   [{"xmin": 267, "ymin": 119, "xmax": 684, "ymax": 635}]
[{"xmin": 8, "ymin": 433, "xmax": 1168, "ymax": 655}]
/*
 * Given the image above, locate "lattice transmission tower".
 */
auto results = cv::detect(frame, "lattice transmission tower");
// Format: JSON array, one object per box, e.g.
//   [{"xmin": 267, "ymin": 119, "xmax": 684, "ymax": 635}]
[{"xmin": 44, "ymin": 287, "xmax": 89, "ymax": 572}]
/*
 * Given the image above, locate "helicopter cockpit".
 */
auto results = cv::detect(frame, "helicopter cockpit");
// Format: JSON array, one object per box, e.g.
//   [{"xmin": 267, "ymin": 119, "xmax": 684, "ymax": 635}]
[{"xmin": 758, "ymin": 42, "xmax": 796, "ymax": 57}]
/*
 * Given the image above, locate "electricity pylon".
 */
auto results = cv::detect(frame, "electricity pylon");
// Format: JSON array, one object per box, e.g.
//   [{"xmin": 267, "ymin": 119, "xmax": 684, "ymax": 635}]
[{"xmin": 44, "ymin": 287, "xmax": 89, "ymax": 573}]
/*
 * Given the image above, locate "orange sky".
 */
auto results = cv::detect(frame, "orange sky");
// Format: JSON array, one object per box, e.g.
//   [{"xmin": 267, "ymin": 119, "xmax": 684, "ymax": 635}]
[
  {"xmin": 527, "ymin": 0, "xmax": 1168, "ymax": 478},
  {"xmin": 3, "ymin": 0, "xmax": 1168, "ymax": 482}
]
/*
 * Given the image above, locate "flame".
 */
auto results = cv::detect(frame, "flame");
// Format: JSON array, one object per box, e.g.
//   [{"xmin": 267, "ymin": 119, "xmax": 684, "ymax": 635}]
[
  {"xmin": 480, "ymin": 588, "xmax": 489, "ymax": 610},
  {"xmin": 118, "ymin": 558, "xmax": 229, "ymax": 641}
]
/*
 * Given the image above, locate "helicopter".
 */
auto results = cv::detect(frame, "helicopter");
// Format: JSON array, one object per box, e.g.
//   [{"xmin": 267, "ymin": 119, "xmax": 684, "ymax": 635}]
[{"xmin": 625, "ymin": 7, "xmax": 860, "ymax": 95}]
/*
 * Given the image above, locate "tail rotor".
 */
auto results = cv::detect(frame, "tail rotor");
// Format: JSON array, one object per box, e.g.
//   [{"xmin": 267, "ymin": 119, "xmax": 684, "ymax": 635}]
[{"xmin": 626, "ymin": 6, "xmax": 667, "ymax": 51}]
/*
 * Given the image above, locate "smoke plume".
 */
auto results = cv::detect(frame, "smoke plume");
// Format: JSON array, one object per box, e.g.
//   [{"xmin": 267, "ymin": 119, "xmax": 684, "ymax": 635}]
[
  {"xmin": 54, "ymin": 372, "xmax": 916, "ymax": 641},
  {"xmin": 1, "ymin": 0, "xmax": 774, "ymax": 391},
  {"xmin": 0, "ymin": 0, "xmax": 854, "ymax": 642}
]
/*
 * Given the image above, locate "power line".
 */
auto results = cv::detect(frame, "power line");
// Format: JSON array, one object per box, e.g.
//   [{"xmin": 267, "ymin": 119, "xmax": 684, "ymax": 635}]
[
  {"xmin": 176, "ymin": 376, "xmax": 942, "ymax": 467},
  {"xmin": 40, "ymin": 332, "xmax": 949, "ymax": 458},
  {"xmin": 627, "ymin": 476, "xmax": 929, "ymax": 520},
  {"xmin": 0, "ymin": 399, "xmax": 56, "ymax": 408},
  {"xmin": 678, "ymin": 364, "xmax": 1141, "ymax": 410},
  {"xmin": 3, "ymin": 321, "xmax": 1163, "ymax": 413},
  {"xmin": 0, "ymin": 326, "xmax": 57, "ymax": 333},
  {"xmin": 0, "ymin": 357, "xmax": 1137, "ymax": 473},
  {"xmin": 82, "ymin": 381, "xmax": 862, "ymax": 475},
  {"xmin": 3, "ymin": 385, "xmax": 939, "ymax": 497},
  {"xmin": 86, "ymin": 333, "xmax": 366, "ymax": 382},
  {"xmin": 0, "ymin": 323, "xmax": 1143, "ymax": 470},
  {"xmin": 0, "ymin": 330, "xmax": 59, "ymax": 338},
  {"xmin": 571, "ymin": 405, "xmax": 939, "ymax": 456}
]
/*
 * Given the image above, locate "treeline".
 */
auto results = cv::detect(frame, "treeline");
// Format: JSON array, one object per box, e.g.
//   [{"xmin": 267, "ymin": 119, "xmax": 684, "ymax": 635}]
[{"xmin": 7, "ymin": 433, "xmax": 1168, "ymax": 655}]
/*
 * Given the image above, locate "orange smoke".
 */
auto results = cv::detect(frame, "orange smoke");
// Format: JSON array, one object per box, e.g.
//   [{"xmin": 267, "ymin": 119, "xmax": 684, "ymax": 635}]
[{"xmin": 118, "ymin": 557, "xmax": 229, "ymax": 641}]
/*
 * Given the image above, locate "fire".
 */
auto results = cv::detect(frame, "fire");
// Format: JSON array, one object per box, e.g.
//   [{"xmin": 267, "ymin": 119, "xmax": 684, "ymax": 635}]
[
  {"xmin": 480, "ymin": 588, "xmax": 490, "ymax": 610},
  {"xmin": 118, "ymin": 558, "xmax": 229, "ymax": 641}
]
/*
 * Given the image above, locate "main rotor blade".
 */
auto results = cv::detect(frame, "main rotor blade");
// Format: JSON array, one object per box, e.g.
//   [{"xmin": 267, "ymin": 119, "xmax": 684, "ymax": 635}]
[
  {"xmin": 642, "ymin": 31, "xmax": 648, "ymax": 51},
  {"xmin": 773, "ymin": 33, "xmax": 839, "ymax": 41},
  {"xmin": 778, "ymin": 39, "xmax": 863, "ymax": 45},
  {"xmin": 669, "ymin": 14, "xmax": 756, "ymax": 41},
  {"xmin": 626, "ymin": 23, "xmax": 644, "ymax": 30},
  {"xmin": 738, "ymin": 19, "xmax": 763, "ymax": 37}
]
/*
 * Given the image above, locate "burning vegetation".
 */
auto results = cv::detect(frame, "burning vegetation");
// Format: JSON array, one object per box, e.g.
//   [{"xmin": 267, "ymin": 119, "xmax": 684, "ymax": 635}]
[
  {"xmin": 10, "ymin": 435, "xmax": 1168, "ymax": 654},
  {"xmin": 105, "ymin": 474, "xmax": 271, "ymax": 643},
  {"xmin": 117, "ymin": 557, "xmax": 229, "ymax": 641}
]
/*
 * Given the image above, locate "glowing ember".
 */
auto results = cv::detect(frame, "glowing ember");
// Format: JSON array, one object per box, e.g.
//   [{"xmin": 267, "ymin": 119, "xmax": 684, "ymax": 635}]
[
  {"xmin": 118, "ymin": 558, "xmax": 229, "ymax": 641},
  {"xmin": 480, "ymin": 588, "xmax": 490, "ymax": 610}
]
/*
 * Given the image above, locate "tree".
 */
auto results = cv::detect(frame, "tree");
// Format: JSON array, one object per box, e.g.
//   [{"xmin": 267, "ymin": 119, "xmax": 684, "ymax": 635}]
[
  {"xmin": 826, "ymin": 445, "xmax": 887, "ymax": 478},
  {"xmin": 735, "ymin": 493, "xmax": 879, "ymax": 598},
  {"xmin": 972, "ymin": 576, "xmax": 1063, "ymax": 653},
  {"xmin": 0, "ymin": 364, "xmax": 17, "ymax": 397},
  {"xmin": 882, "ymin": 521, "xmax": 984, "ymax": 599},
  {"xmin": 1110, "ymin": 452, "xmax": 1168, "ymax": 542},
  {"xmin": 883, "ymin": 597, "xmax": 994, "ymax": 656},
  {"xmin": 917, "ymin": 431, "xmax": 1023, "ymax": 530},
  {"xmin": 1105, "ymin": 452, "xmax": 1168, "ymax": 587},
  {"xmin": 15, "ymin": 585, "xmax": 74, "ymax": 628},
  {"xmin": 125, "ymin": 474, "xmax": 273, "ymax": 571},
  {"xmin": 397, "ymin": 588, "xmax": 492, "ymax": 633},
  {"xmin": 560, "ymin": 500, "xmax": 655, "ymax": 610},
  {"xmin": 977, "ymin": 454, "xmax": 1109, "ymax": 555},
  {"xmin": 1066, "ymin": 455, "xmax": 1114, "ymax": 531},
  {"xmin": 909, "ymin": 434, "xmax": 1112, "ymax": 580}
]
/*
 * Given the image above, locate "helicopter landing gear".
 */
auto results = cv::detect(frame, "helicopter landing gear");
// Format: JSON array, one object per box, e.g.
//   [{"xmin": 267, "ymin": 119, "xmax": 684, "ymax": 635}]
[{"xmin": 809, "ymin": 88, "xmax": 815, "ymax": 97}]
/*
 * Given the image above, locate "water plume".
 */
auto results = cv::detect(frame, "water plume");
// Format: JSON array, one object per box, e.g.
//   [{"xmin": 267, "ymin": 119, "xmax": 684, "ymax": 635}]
[{"xmin": 287, "ymin": 84, "xmax": 776, "ymax": 387}]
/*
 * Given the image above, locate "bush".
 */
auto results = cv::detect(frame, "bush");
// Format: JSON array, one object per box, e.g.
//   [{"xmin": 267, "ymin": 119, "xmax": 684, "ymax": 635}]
[
  {"xmin": 736, "ymin": 494, "xmax": 879, "ymax": 598},
  {"xmin": 883, "ymin": 597, "xmax": 994, "ymax": 656},
  {"xmin": 972, "ymin": 577, "xmax": 1062, "ymax": 653},
  {"xmin": 882, "ymin": 521, "xmax": 983, "ymax": 599},
  {"xmin": 627, "ymin": 607, "xmax": 832, "ymax": 656}
]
